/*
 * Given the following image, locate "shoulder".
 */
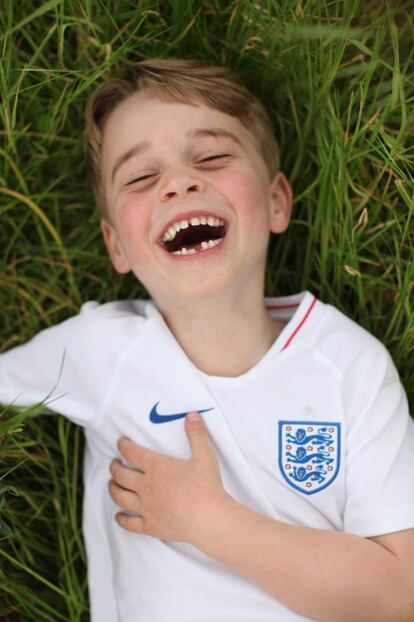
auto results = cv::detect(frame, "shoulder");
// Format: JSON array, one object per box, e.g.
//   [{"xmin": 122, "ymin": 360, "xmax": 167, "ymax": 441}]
[
  {"xmin": 79, "ymin": 298, "xmax": 152, "ymax": 324},
  {"xmin": 310, "ymin": 299, "xmax": 401, "ymax": 425},
  {"xmin": 72, "ymin": 298, "xmax": 156, "ymax": 346},
  {"xmin": 20, "ymin": 298, "xmax": 156, "ymax": 356},
  {"xmin": 311, "ymin": 300, "xmax": 396, "ymax": 380},
  {"xmin": 79, "ymin": 297, "xmax": 152, "ymax": 317}
]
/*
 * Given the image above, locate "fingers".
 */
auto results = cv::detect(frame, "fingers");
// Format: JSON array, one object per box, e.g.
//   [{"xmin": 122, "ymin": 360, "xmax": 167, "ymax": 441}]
[
  {"xmin": 110, "ymin": 459, "xmax": 144, "ymax": 489},
  {"xmin": 117, "ymin": 437, "xmax": 158, "ymax": 467},
  {"xmin": 108, "ymin": 479, "xmax": 141, "ymax": 514},
  {"xmin": 116, "ymin": 513, "xmax": 145, "ymax": 533},
  {"xmin": 185, "ymin": 413, "xmax": 216, "ymax": 463},
  {"xmin": 109, "ymin": 460, "xmax": 145, "ymax": 528}
]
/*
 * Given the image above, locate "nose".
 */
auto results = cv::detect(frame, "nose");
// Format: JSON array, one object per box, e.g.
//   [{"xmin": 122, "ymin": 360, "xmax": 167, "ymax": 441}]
[{"xmin": 159, "ymin": 169, "xmax": 205, "ymax": 203}]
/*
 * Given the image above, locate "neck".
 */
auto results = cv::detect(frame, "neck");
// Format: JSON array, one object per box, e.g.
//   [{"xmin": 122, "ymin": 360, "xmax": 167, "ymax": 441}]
[{"xmin": 154, "ymin": 288, "xmax": 284, "ymax": 378}]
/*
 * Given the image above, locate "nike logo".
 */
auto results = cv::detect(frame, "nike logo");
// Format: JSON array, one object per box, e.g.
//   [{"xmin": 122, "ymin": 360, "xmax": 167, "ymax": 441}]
[{"xmin": 149, "ymin": 401, "xmax": 214, "ymax": 424}]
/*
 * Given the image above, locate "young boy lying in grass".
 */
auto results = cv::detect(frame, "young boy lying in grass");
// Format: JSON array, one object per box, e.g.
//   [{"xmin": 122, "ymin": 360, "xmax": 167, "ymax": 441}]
[{"xmin": 1, "ymin": 57, "xmax": 414, "ymax": 622}]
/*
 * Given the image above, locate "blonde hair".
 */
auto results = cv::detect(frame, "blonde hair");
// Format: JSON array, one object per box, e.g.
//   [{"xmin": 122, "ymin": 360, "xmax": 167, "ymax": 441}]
[{"xmin": 84, "ymin": 56, "xmax": 280, "ymax": 217}]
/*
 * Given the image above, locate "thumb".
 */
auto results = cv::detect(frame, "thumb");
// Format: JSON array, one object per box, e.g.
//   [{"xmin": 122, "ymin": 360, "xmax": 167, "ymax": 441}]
[{"xmin": 185, "ymin": 412, "xmax": 214, "ymax": 461}]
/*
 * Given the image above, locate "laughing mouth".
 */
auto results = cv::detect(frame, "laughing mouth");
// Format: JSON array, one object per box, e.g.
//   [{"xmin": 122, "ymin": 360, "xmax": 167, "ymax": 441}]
[{"xmin": 160, "ymin": 216, "xmax": 227, "ymax": 255}]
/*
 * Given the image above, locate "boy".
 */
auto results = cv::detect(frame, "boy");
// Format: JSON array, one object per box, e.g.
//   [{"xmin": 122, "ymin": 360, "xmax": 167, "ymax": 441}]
[{"xmin": 1, "ymin": 57, "xmax": 414, "ymax": 622}]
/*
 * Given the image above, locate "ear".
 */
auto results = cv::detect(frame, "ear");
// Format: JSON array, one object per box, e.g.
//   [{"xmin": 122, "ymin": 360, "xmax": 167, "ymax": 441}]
[
  {"xmin": 268, "ymin": 172, "xmax": 293, "ymax": 234},
  {"xmin": 100, "ymin": 218, "xmax": 131, "ymax": 274}
]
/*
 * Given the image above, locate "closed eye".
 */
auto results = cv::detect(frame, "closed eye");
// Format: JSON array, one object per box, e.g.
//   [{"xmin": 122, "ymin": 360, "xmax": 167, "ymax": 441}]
[
  {"xmin": 198, "ymin": 154, "xmax": 230, "ymax": 162},
  {"xmin": 125, "ymin": 155, "xmax": 230, "ymax": 186},
  {"xmin": 125, "ymin": 173, "xmax": 156, "ymax": 185}
]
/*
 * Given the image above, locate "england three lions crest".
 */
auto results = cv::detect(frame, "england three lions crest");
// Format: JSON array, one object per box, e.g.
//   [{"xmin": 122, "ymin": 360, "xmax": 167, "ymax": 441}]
[{"xmin": 278, "ymin": 421, "xmax": 341, "ymax": 495}]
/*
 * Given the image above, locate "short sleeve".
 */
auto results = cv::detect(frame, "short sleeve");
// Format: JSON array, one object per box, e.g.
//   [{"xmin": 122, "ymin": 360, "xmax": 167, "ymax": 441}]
[
  {"xmin": 0, "ymin": 303, "xmax": 101, "ymax": 427},
  {"xmin": 343, "ymin": 347, "xmax": 414, "ymax": 536}
]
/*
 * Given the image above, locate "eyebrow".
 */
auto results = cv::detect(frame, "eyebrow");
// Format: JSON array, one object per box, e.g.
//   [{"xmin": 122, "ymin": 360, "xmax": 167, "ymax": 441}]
[{"xmin": 110, "ymin": 127, "xmax": 243, "ymax": 184}]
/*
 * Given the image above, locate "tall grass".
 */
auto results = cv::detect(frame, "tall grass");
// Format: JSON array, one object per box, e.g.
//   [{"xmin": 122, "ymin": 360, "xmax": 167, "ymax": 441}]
[{"xmin": 1, "ymin": 1, "xmax": 413, "ymax": 619}]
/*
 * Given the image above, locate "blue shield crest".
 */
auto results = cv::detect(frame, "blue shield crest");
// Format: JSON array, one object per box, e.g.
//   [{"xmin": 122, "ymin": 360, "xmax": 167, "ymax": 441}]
[{"xmin": 278, "ymin": 421, "xmax": 341, "ymax": 495}]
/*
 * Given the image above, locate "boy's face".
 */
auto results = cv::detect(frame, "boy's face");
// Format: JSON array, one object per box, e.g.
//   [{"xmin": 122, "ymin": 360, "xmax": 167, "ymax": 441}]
[{"xmin": 100, "ymin": 91, "xmax": 292, "ymax": 306}]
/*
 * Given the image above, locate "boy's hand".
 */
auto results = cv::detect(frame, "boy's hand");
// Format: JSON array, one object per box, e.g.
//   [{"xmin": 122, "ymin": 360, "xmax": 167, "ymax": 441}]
[{"xmin": 108, "ymin": 412, "xmax": 231, "ymax": 544}]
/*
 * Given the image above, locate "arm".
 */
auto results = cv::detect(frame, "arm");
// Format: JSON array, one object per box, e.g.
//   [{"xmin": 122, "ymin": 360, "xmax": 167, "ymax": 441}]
[
  {"xmin": 191, "ymin": 493, "xmax": 414, "ymax": 622},
  {"xmin": 111, "ymin": 413, "xmax": 414, "ymax": 622},
  {"xmin": 0, "ymin": 303, "xmax": 104, "ymax": 426}
]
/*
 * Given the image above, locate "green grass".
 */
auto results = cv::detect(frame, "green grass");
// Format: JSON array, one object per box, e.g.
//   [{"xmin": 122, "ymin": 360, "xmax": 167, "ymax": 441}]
[{"xmin": 0, "ymin": 0, "xmax": 413, "ymax": 619}]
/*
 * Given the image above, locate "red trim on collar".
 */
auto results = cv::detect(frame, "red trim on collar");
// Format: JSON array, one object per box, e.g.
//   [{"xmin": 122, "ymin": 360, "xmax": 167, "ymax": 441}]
[{"xmin": 281, "ymin": 296, "xmax": 317, "ymax": 351}]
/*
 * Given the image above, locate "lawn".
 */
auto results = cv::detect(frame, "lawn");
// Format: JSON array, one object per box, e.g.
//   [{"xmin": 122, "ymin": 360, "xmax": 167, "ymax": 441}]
[{"xmin": 0, "ymin": 1, "xmax": 413, "ymax": 619}]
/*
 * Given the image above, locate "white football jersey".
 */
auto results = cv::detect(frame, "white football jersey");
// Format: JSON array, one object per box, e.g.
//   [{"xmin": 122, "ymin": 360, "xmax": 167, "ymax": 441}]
[{"xmin": 1, "ymin": 290, "xmax": 414, "ymax": 622}]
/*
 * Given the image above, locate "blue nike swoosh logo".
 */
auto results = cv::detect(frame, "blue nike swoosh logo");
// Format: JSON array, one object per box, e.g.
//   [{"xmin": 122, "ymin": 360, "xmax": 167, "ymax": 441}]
[{"xmin": 149, "ymin": 402, "xmax": 214, "ymax": 424}]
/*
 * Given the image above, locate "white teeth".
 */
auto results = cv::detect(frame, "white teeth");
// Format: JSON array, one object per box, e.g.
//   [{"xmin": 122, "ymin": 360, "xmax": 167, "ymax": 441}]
[
  {"xmin": 173, "ymin": 239, "xmax": 222, "ymax": 255},
  {"xmin": 162, "ymin": 216, "xmax": 225, "ymax": 242},
  {"xmin": 202, "ymin": 239, "xmax": 220, "ymax": 249}
]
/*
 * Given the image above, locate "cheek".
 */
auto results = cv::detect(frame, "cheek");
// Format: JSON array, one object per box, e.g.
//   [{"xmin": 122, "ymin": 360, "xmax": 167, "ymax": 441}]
[
  {"xmin": 111, "ymin": 200, "xmax": 152, "ymax": 264},
  {"xmin": 221, "ymin": 170, "xmax": 268, "ymax": 221},
  {"xmin": 117, "ymin": 197, "xmax": 149, "ymax": 237}
]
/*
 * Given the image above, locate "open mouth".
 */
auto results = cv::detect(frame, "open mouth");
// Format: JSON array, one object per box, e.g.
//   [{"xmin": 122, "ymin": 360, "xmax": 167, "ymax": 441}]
[{"xmin": 161, "ymin": 219, "xmax": 227, "ymax": 255}]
